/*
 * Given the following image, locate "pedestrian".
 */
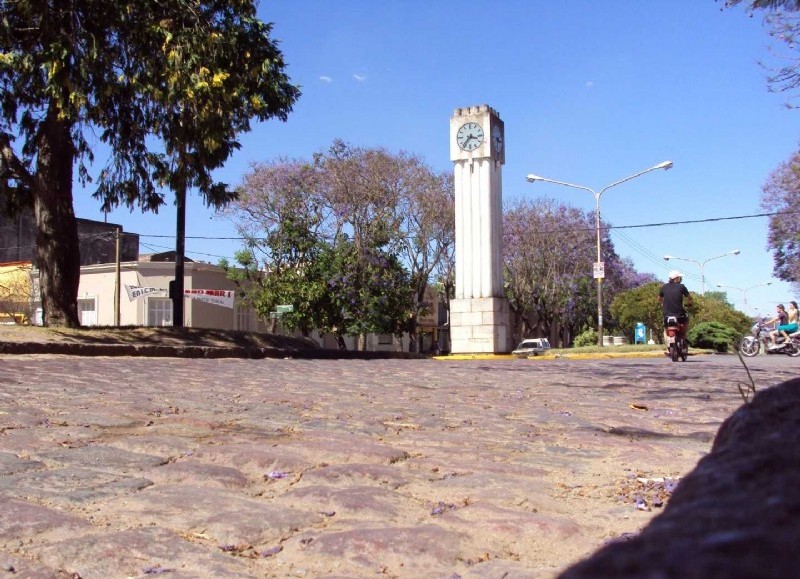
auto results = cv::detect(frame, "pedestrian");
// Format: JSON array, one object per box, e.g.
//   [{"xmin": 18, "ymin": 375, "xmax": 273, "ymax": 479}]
[
  {"xmin": 766, "ymin": 304, "xmax": 789, "ymax": 348},
  {"xmin": 659, "ymin": 270, "xmax": 692, "ymax": 346}
]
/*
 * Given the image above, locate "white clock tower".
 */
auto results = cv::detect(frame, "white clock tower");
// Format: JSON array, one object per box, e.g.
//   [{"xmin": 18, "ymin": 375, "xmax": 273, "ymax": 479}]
[{"xmin": 449, "ymin": 104, "xmax": 511, "ymax": 354}]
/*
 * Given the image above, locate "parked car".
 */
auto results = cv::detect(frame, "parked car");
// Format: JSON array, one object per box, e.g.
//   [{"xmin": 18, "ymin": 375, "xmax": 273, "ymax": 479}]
[{"xmin": 512, "ymin": 338, "xmax": 551, "ymax": 357}]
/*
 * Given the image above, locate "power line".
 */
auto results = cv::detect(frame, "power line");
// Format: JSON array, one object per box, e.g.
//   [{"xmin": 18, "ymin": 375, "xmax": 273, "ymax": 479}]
[{"xmin": 610, "ymin": 210, "xmax": 789, "ymax": 231}]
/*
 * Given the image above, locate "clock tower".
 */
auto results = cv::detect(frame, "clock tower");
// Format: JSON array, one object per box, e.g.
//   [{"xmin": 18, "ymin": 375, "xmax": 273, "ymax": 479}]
[{"xmin": 449, "ymin": 105, "xmax": 511, "ymax": 354}]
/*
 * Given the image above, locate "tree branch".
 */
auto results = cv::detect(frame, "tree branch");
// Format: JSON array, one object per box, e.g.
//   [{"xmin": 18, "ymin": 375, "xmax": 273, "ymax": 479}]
[{"xmin": 0, "ymin": 132, "xmax": 33, "ymax": 190}]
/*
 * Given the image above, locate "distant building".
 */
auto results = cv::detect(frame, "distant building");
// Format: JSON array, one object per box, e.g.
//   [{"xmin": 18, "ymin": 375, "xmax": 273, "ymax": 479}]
[
  {"xmin": 0, "ymin": 210, "xmax": 139, "ymax": 265},
  {"xmin": 71, "ymin": 254, "xmax": 246, "ymax": 328}
]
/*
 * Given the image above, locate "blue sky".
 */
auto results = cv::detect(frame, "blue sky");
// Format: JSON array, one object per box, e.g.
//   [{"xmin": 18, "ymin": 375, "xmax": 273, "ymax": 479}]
[{"xmin": 75, "ymin": 1, "xmax": 800, "ymax": 318}]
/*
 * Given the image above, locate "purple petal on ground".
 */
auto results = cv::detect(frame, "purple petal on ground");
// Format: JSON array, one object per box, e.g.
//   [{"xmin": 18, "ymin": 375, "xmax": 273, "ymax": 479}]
[
  {"xmin": 143, "ymin": 565, "xmax": 175, "ymax": 574},
  {"xmin": 261, "ymin": 545, "xmax": 283, "ymax": 558}
]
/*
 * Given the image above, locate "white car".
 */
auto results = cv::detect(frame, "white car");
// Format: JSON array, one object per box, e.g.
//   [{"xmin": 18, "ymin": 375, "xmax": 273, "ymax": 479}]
[{"xmin": 512, "ymin": 338, "xmax": 551, "ymax": 357}]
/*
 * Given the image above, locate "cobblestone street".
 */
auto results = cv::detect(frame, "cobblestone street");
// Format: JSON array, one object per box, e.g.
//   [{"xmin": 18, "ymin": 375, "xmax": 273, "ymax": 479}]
[{"xmin": 0, "ymin": 354, "xmax": 796, "ymax": 578}]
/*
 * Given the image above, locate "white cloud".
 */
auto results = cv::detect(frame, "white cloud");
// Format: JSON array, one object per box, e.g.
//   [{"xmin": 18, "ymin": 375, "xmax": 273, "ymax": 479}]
[
  {"xmin": 586, "ymin": 81, "xmax": 594, "ymax": 89},
  {"xmin": 319, "ymin": 75, "xmax": 333, "ymax": 83},
  {"xmin": 353, "ymin": 74, "xmax": 366, "ymax": 82}
]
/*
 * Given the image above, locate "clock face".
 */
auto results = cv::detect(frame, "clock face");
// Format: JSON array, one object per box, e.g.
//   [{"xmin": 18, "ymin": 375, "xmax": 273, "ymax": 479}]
[
  {"xmin": 491, "ymin": 125, "xmax": 503, "ymax": 153},
  {"xmin": 456, "ymin": 122, "xmax": 484, "ymax": 151}
]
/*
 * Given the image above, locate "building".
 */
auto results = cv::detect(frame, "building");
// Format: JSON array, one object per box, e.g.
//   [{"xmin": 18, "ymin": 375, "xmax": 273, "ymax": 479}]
[
  {"xmin": 0, "ymin": 262, "xmax": 34, "ymax": 324},
  {"xmin": 0, "ymin": 210, "xmax": 139, "ymax": 265},
  {"xmin": 71, "ymin": 252, "xmax": 263, "ymax": 330}
]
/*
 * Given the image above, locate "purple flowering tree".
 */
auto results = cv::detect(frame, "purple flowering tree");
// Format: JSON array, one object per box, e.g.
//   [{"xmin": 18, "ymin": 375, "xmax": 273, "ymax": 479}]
[
  {"xmin": 761, "ymin": 150, "xmax": 800, "ymax": 292},
  {"xmin": 503, "ymin": 198, "xmax": 653, "ymax": 346},
  {"xmin": 226, "ymin": 141, "xmax": 451, "ymax": 351}
]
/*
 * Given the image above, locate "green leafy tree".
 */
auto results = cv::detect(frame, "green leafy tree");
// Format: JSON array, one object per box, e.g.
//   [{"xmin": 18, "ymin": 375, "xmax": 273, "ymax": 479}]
[
  {"xmin": 323, "ymin": 238, "xmax": 412, "ymax": 350},
  {"xmin": 610, "ymin": 282, "xmax": 663, "ymax": 342},
  {"xmin": 0, "ymin": 0, "xmax": 299, "ymax": 327},
  {"xmin": 315, "ymin": 141, "xmax": 454, "ymax": 352},
  {"xmin": 224, "ymin": 218, "xmax": 329, "ymax": 338},
  {"xmin": 702, "ymin": 290, "xmax": 731, "ymax": 305},
  {"xmin": 222, "ymin": 160, "xmax": 327, "ymax": 337},
  {"xmin": 690, "ymin": 293, "xmax": 753, "ymax": 335},
  {"xmin": 612, "ymin": 282, "xmax": 752, "ymax": 344}
]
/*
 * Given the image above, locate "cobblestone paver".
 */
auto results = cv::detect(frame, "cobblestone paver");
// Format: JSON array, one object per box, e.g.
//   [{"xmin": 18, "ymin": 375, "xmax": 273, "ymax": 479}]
[{"xmin": 0, "ymin": 354, "xmax": 795, "ymax": 578}]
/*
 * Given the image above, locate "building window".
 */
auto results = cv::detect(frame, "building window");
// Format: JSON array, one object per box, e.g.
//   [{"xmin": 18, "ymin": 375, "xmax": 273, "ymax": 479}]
[
  {"xmin": 147, "ymin": 297, "xmax": 173, "ymax": 326},
  {"xmin": 77, "ymin": 298, "xmax": 97, "ymax": 326}
]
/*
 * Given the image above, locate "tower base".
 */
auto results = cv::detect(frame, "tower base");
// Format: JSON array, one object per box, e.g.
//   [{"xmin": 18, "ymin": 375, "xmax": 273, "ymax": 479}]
[{"xmin": 449, "ymin": 297, "xmax": 512, "ymax": 354}]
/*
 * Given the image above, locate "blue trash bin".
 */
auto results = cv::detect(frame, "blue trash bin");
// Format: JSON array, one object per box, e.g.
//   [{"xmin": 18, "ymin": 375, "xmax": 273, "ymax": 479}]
[{"xmin": 634, "ymin": 323, "xmax": 646, "ymax": 344}]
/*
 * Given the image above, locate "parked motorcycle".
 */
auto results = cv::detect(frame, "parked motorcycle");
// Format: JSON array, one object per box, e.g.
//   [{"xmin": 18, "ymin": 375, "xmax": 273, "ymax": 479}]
[{"xmin": 738, "ymin": 319, "xmax": 800, "ymax": 357}]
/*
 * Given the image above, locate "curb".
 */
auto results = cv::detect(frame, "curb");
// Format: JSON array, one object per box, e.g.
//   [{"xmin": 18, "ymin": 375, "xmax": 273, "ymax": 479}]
[
  {"xmin": 0, "ymin": 342, "xmax": 428, "ymax": 360},
  {"xmin": 435, "ymin": 351, "xmax": 714, "ymax": 361}
]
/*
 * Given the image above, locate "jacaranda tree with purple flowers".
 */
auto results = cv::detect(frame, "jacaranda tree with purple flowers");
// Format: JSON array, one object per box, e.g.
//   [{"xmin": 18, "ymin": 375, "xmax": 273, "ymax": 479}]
[
  {"xmin": 503, "ymin": 198, "xmax": 649, "ymax": 346},
  {"xmin": 225, "ymin": 141, "xmax": 451, "ymax": 351},
  {"xmin": 761, "ymin": 150, "xmax": 800, "ymax": 291},
  {"xmin": 316, "ymin": 140, "xmax": 452, "ymax": 351}
]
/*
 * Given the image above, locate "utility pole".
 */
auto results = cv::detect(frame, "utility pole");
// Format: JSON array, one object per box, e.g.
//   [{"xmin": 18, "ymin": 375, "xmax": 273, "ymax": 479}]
[
  {"xmin": 114, "ymin": 227, "xmax": 121, "ymax": 326},
  {"xmin": 173, "ymin": 168, "xmax": 186, "ymax": 328}
]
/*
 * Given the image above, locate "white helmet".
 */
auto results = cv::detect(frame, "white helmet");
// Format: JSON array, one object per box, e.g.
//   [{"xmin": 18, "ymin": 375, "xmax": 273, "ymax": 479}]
[{"xmin": 668, "ymin": 270, "xmax": 683, "ymax": 281}]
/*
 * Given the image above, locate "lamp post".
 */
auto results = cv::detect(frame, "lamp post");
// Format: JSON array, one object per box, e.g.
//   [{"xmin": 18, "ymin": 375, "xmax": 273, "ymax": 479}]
[
  {"xmin": 526, "ymin": 161, "xmax": 673, "ymax": 347},
  {"xmin": 662, "ymin": 250, "xmax": 740, "ymax": 295},
  {"xmin": 716, "ymin": 281, "xmax": 772, "ymax": 312}
]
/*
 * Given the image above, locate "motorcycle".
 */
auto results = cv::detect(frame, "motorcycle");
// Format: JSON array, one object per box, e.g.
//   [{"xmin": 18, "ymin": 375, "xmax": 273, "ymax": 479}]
[
  {"xmin": 665, "ymin": 315, "xmax": 688, "ymax": 362},
  {"xmin": 738, "ymin": 319, "xmax": 800, "ymax": 357}
]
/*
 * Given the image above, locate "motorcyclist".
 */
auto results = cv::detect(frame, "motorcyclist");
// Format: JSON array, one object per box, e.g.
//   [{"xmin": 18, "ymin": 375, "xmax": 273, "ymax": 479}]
[
  {"xmin": 766, "ymin": 304, "xmax": 789, "ymax": 348},
  {"xmin": 659, "ymin": 270, "xmax": 692, "ymax": 345}
]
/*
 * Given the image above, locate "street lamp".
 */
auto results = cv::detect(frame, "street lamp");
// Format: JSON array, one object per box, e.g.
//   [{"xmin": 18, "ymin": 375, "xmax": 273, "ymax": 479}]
[
  {"xmin": 663, "ymin": 250, "xmax": 740, "ymax": 294},
  {"xmin": 526, "ymin": 160, "xmax": 673, "ymax": 346},
  {"xmin": 716, "ymin": 281, "xmax": 772, "ymax": 312}
]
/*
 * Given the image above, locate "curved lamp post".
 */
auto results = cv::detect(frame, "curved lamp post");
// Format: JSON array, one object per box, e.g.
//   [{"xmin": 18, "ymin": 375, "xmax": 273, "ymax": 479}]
[
  {"xmin": 663, "ymin": 249, "xmax": 740, "ymax": 295},
  {"xmin": 526, "ymin": 160, "xmax": 673, "ymax": 346},
  {"xmin": 716, "ymin": 281, "xmax": 772, "ymax": 312}
]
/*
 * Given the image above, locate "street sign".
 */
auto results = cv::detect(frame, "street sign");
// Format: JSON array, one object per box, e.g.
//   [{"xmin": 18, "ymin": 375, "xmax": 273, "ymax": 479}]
[
  {"xmin": 276, "ymin": 304, "xmax": 294, "ymax": 314},
  {"xmin": 593, "ymin": 262, "xmax": 605, "ymax": 279}
]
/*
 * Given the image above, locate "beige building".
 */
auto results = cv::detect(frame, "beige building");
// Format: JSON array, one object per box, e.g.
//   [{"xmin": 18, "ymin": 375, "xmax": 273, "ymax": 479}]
[{"xmin": 71, "ymin": 254, "xmax": 265, "ymax": 330}]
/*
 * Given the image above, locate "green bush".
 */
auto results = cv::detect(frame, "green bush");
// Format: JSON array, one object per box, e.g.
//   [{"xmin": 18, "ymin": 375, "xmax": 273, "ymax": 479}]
[
  {"xmin": 687, "ymin": 321, "xmax": 739, "ymax": 353},
  {"xmin": 573, "ymin": 328, "xmax": 598, "ymax": 348}
]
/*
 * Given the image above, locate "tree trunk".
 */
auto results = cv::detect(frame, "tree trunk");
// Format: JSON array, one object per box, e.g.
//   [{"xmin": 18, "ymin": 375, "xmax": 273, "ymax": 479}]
[
  {"xmin": 407, "ymin": 317, "xmax": 418, "ymax": 353},
  {"xmin": 33, "ymin": 107, "xmax": 80, "ymax": 328}
]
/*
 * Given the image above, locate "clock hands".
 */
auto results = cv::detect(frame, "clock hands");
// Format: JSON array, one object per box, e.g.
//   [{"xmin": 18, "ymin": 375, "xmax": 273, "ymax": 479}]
[{"xmin": 456, "ymin": 122, "xmax": 485, "ymax": 151}]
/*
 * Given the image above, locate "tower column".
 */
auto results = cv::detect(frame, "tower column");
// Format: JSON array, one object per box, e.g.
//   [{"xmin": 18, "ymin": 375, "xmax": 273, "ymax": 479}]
[{"xmin": 449, "ymin": 105, "xmax": 511, "ymax": 354}]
